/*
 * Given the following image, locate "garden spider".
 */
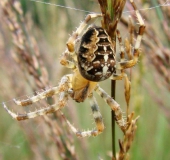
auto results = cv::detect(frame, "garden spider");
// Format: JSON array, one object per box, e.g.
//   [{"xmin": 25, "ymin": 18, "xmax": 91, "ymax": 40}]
[{"xmin": 3, "ymin": 0, "xmax": 145, "ymax": 137}]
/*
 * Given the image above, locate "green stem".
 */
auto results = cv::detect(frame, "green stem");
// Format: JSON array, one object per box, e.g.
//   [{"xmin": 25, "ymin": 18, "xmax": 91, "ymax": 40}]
[
  {"xmin": 111, "ymin": 80, "xmax": 116, "ymax": 159},
  {"xmin": 107, "ymin": 0, "xmax": 114, "ymax": 19},
  {"xmin": 107, "ymin": 0, "xmax": 116, "ymax": 158}
]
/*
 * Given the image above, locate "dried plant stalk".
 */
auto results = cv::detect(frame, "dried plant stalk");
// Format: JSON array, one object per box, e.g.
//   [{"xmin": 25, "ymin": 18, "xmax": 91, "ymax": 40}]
[
  {"xmin": 0, "ymin": 0, "xmax": 78, "ymax": 159},
  {"xmin": 97, "ymin": 0, "xmax": 143, "ymax": 159},
  {"xmin": 121, "ymin": 0, "xmax": 170, "ymax": 124},
  {"xmin": 1, "ymin": 0, "xmax": 170, "ymax": 159}
]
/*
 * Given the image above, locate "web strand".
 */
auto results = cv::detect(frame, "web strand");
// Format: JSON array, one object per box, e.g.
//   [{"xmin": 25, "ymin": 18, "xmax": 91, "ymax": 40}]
[
  {"xmin": 30, "ymin": 0, "xmax": 97, "ymax": 14},
  {"xmin": 123, "ymin": 0, "xmax": 170, "ymax": 13},
  {"xmin": 30, "ymin": 0, "xmax": 170, "ymax": 14}
]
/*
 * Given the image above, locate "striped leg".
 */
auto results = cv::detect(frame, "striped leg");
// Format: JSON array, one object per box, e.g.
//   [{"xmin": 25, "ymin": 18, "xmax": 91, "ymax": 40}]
[
  {"xmin": 13, "ymin": 87, "xmax": 60, "ymax": 106},
  {"xmin": 2, "ymin": 75, "xmax": 72, "ymax": 120},
  {"xmin": 62, "ymin": 93, "xmax": 104, "ymax": 138},
  {"xmin": 116, "ymin": 0, "xmax": 145, "ymax": 70},
  {"xmin": 112, "ymin": 0, "xmax": 145, "ymax": 115},
  {"xmin": 3, "ymin": 91, "xmax": 68, "ymax": 121},
  {"xmin": 94, "ymin": 85, "xmax": 127, "ymax": 131},
  {"xmin": 60, "ymin": 14, "xmax": 102, "ymax": 68},
  {"xmin": 110, "ymin": 73, "xmax": 131, "ymax": 116},
  {"xmin": 13, "ymin": 74, "xmax": 72, "ymax": 107},
  {"xmin": 88, "ymin": 93, "xmax": 104, "ymax": 134}
]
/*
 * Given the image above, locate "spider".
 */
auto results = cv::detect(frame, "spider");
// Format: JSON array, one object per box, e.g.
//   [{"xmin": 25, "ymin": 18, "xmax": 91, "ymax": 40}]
[{"xmin": 3, "ymin": 0, "xmax": 145, "ymax": 137}]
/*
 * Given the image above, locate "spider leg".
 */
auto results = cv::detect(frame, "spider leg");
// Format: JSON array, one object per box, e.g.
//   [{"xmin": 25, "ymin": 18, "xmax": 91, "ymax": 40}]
[
  {"xmin": 62, "ymin": 93, "xmax": 104, "ymax": 138},
  {"xmin": 3, "ymin": 90, "xmax": 68, "ymax": 121},
  {"xmin": 88, "ymin": 93, "xmax": 104, "ymax": 134},
  {"xmin": 116, "ymin": 0, "xmax": 145, "ymax": 70},
  {"xmin": 111, "ymin": 29, "xmax": 131, "ymax": 114},
  {"xmin": 3, "ymin": 75, "xmax": 72, "ymax": 120},
  {"xmin": 13, "ymin": 87, "xmax": 60, "ymax": 106},
  {"xmin": 110, "ymin": 72, "xmax": 131, "ymax": 116},
  {"xmin": 111, "ymin": 0, "xmax": 145, "ymax": 115},
  {"xmin": 94, "ymin": 85, "xmax": 126, "ymax": 131},
  {"xmin": 117, "ymin": 16, "xmax": 134, "ymax": 62},
  {"xmin": 60, "ymin": 13, "xmax": 102, "ymax": 68},
  {"xmin": 13, "ymin": 74, "xmax": 72, "ymax": 107}
]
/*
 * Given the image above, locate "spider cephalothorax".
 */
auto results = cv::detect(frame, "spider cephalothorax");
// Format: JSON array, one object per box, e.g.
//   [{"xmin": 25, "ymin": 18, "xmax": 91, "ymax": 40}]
[
  {"xmin": 3, "ymin": 0, "xmax": 145, "ymax": 137},
  {"xmin": 77, "ymin": 26, "xmax": 116, "ymax": 81}
]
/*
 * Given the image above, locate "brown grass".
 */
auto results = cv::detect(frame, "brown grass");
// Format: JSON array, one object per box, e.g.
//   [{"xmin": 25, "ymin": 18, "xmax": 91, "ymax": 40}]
[{"xmin": 0, "ymin": 0, "xmax": 169, "ymax": 159}]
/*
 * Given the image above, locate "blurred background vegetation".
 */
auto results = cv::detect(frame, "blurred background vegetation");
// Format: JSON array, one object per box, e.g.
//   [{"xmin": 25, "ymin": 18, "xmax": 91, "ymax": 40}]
[{"xmin": 0, "ymin": 0, "xmax": 170, "ymax": 159}]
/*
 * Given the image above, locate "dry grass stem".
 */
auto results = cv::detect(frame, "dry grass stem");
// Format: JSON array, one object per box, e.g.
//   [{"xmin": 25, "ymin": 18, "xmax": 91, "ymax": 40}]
[
  {"xmin": 1, "ymin": 0, "xmax": 169, "ymax": 159},
  {"xmin": 97, "ymin": 0, "xmax": 143, "ymax": 159},
  {"xmin": 0, "ymin": 0, "xmax": 78, "ymax": 159}
]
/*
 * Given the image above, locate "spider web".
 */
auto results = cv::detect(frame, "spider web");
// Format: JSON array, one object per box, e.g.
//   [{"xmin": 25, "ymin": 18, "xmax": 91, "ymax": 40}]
[
  {"xmin": 0, "ymin": 0, "xmax": 170, "ymax": 157},
  {"xmin": 30, "ymin": 0, "xmax": 170, "ymax": 14},
  {"xmin": 1, "ymin": 0, "xmax": 170, "ymax": 110}
]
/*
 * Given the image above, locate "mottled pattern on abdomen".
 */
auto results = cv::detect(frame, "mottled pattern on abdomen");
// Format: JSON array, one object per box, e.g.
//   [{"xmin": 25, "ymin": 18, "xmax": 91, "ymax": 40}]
[{"xmin": 78, "ymin": 26, "xmax": 116, "ymax": 82}]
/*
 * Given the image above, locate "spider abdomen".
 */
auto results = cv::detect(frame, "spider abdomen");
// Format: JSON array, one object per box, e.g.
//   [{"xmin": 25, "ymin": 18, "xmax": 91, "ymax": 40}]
[{"xmin": 77, "ymin": 26, "xmax": 116, "ymax": 82}]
